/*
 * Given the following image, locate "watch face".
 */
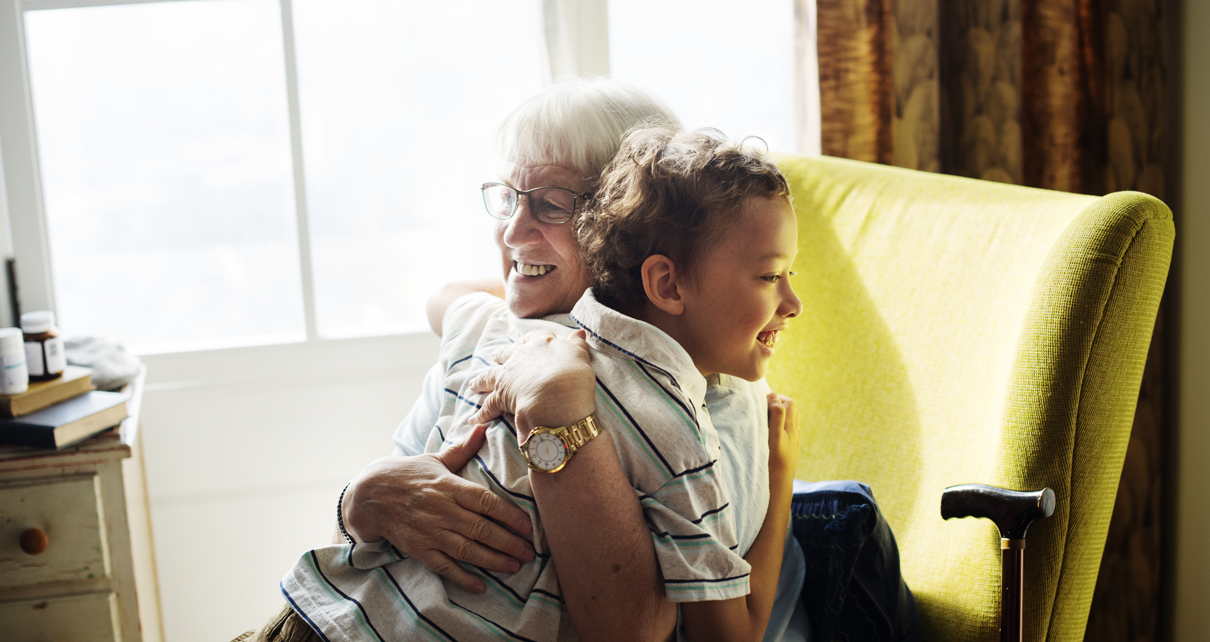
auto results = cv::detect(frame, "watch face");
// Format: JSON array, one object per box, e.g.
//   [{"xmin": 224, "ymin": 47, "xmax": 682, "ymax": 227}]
[{"xmin": 526, "ymin": 431, "xmax": 567, "ymax": 471}]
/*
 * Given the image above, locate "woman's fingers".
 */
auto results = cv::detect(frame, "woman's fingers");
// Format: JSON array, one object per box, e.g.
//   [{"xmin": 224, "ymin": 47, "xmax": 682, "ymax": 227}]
[
  {"xmin": 566, "ymin": 329, "xmax": 590, "ymax": 352},
  {"xmin": 413, "ymin": 549, "xmax": 487, "ymax": 594},
  {"xmin": 469, "ymin": 392, "xmax": 508, "ymax": 426},
  {"xmin": 433, "ymin": 431, "xmax": 533, "ymax": 536},
  {"xmin": 437, "ymin": 509, "xmax": 534, "ymax": 569},
  {"xmin": 387, "ymin": 476, "xmax": 533, "ymax": 575},
  {"xmin": 449, "ymin": 474, "xmax": 534, "ymax": 537},
  {"xmin": 349, "ymin": 454, "xmax": 534, "ymax": 576},
  {"xmin": 492, "ymin": 343, "xmax": 517, "ymax": 365},
  {"xmin": 434, "ymin": 423, "xmax": 488, "ymax": 473}
]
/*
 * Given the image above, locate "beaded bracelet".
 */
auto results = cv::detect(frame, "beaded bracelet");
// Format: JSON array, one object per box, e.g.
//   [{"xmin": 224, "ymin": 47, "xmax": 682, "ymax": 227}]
[{"xmin": 337, "ymin": 481, "xmax": 355, "ymax": 545}]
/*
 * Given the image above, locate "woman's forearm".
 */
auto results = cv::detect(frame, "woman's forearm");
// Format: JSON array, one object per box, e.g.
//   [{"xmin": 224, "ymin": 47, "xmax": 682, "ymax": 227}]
[
  {"xmin": 468, "ymin": 330, "xmax": 676, "ymax": 640},
  {"xmin": 529, "ymin": 433, "xmax": 678, "ymax": 642}
]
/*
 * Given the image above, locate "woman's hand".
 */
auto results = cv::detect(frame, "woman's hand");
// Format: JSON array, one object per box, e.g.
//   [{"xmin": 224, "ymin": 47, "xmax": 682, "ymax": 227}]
[
  {"xmin": 467, "ymin": 329, "xmax": 596, "ymax": 436},
  {"xmin": 767, "ymin": 392, "xmax": 801, "ymax": 482},
  {"xmin": 341, "ymin": 425, "xmax": 536, "ymax": 594}
]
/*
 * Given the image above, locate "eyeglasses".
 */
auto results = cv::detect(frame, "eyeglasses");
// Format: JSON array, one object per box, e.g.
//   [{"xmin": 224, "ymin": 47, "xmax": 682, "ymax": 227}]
[{"xmin": 481, "ymin": 182, "xmax": 593, "ymax": 225}]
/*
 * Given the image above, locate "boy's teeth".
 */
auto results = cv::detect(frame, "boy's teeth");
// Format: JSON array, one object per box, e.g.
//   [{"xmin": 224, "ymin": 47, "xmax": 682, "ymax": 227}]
[
  {"xmin": 758, "ymin": 331, "xmax": 780, "ymax": 347},
  {"xmin": 516, "ymin": 262, "xmax": 551, "ymax": 276}
]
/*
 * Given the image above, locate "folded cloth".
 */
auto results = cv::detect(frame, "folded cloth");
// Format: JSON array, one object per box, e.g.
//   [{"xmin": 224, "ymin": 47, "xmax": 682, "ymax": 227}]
[
  {"xmin": 791, "ymin": 480, "xmax": 920, "ymax": 642},
  {"xmin": 64, "ymin": 335, "xmax": 143, "ymax": 391}
]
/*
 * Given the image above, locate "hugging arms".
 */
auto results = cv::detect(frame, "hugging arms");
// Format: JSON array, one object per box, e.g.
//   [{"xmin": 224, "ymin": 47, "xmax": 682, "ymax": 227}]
[{"xmin": 262, "ymin": 81, "xmax": 810, "ymax": 642}]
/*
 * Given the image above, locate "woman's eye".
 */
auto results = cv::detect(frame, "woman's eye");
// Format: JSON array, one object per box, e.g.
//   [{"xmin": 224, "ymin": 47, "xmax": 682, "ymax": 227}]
[{"xmin": 535, "ymin": 199, "xmax": 572, "ymax": 218}]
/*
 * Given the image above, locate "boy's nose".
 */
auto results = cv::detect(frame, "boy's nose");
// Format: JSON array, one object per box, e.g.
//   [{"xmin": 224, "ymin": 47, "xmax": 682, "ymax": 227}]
[{"xmin": 780, "ymin": 284, "xmax": 803, "ymax": 318}]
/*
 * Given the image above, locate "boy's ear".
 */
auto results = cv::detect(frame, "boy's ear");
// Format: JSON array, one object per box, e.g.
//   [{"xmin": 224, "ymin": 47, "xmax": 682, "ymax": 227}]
[{"xmin": 641, "ymin": 254, "xmax": 685, "ymax": 316}]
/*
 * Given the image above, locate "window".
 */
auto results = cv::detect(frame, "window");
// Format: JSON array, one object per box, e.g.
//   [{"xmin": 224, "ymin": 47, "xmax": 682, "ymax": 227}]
[
  {"xmin": 608, "ymin": 0, "xmax": 799, "ymax": 153},
  {"xmin": 1, "ymin": 0, "xmax": 816, "ymax": 354},
  {"xmin": 8, "ymin": 0, "xmax": 546, "ymax": 352},
  {"xmin": 25, "ymin": 0, "xmax": 305, "ymax": 351}
]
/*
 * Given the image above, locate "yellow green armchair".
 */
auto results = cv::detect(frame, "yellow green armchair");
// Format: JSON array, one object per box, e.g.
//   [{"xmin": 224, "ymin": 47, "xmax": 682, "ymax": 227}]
[{"xmin": 769, "ymin": 155, "xmax": 1173, "ymax": 641}]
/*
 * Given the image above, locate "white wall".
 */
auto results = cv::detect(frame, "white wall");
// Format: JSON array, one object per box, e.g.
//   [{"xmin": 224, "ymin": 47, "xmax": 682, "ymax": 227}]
[
  {"xmin": 1174, "ymin": 0, "xmax": 1210, "ymax": 637},
  {"xmin": 139, "ymin": 334, "xmax": 439, "ymax": 642}
]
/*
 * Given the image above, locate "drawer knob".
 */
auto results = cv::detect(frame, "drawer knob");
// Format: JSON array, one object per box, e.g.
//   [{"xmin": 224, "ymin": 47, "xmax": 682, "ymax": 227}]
[{"xmin": 20, "ymin": 528, "xmax": 48, "ymax": 555}]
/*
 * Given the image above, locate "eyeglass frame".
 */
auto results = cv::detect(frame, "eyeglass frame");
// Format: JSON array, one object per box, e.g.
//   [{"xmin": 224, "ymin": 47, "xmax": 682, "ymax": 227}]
[{"xmin": 480, "ymin": 182, "xmax": 594, "ymax": 225}]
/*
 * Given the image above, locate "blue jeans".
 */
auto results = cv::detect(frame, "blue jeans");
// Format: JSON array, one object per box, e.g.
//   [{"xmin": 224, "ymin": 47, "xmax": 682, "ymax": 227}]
[{"xmin": 790, "ymin": 481, "xmax": 921, "ymax": 642}]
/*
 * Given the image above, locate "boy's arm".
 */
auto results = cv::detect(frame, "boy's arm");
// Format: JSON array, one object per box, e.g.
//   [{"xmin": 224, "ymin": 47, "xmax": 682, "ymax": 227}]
[
  {"xmin": 681, "ymin": 394, "xmax": 801, "ymax": 642},
  {"xmin": 426, "ymin": 278, "xmax": 506, "ymax": 336}
]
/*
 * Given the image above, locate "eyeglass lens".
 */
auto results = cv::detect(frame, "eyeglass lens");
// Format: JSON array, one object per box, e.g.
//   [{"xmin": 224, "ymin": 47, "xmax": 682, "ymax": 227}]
[{"xmin": 482, "ymin": 184, "xmax": 576, "ymax": 224}]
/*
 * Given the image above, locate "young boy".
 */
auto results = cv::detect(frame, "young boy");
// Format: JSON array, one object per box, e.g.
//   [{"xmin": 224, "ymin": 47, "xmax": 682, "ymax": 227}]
[{"xmin": 281, "ymin": 127, "xmax": 802, "ymax": 642}]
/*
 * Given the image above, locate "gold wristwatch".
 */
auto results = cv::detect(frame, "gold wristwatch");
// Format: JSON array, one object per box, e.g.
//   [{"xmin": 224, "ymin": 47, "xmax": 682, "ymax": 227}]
[{"xmin": 520, "ymin": 415, "xmax": 600, "ymax": 473}]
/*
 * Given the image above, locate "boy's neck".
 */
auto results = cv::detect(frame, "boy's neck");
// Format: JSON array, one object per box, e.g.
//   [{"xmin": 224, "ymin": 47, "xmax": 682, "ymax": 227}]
[{"xmin": 640, "ymin": 302, "xmax": 710, "ymax": 377}]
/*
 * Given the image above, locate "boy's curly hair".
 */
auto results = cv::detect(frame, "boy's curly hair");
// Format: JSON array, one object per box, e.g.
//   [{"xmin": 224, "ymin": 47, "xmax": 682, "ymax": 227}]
[{"xmin": 575, "ymin": 127, "xmax": 790, "ymax": 316}]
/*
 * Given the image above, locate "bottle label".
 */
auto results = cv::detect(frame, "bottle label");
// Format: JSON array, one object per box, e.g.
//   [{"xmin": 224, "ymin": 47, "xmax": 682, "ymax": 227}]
[
  {"xmin": 0, "ymin": 352, "xmax": 28, "ymax": 394},
  {"xmin": 25, "ymin": 342, "xmax": 43, "ymax": 377},
  {"xmin": 44, "ymin": 336, "xmax": 66, "ymax": 375}
]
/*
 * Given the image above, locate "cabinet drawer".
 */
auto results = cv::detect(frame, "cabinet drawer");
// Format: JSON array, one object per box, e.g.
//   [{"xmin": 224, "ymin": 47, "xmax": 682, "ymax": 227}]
[
  {"xmin": 0, "ymin": 475, "xmax": 107, "ymax": 589},
  {"xmin": 0, "ymin": 591, "xmax": 119, "ymax": 642}
]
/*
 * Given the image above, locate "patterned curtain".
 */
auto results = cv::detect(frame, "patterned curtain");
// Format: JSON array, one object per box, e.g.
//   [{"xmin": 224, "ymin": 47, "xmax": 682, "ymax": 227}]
[{"xmin": 808, "ymin": 0, "xmax": 1171, "ymax": 639}]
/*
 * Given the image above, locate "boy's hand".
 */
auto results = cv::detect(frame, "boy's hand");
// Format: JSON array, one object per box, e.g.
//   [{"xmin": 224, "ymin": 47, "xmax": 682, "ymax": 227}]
[{"xmin": 767, "ymin": 392, "xmax": 801, "ymax": 477}]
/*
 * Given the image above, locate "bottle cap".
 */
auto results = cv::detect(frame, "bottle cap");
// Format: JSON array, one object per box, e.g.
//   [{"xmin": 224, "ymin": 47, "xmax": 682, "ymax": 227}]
[
  {"xmin": 20, "ymin": 310, "xmax": 54, "ymax": 334},
  {"xmin": 0, "ymin": 327, "xmax": 23, "ymax": 350}
]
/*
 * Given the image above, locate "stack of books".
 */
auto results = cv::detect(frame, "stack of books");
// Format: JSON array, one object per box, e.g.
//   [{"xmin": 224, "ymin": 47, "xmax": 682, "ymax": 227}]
[{"xmin": 0, "ymin": 366, "xmax": 129, "ymax": 449}]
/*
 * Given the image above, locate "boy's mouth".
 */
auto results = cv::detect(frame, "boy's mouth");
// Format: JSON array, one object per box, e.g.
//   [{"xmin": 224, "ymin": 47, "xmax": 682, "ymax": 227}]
[
  {"xmin": 514, "ymin": 261, "xmax": 555, "ymax": 277},
  {"xmin": 757, "ymin": 330, "xmax": 781, "ymax": 348}
]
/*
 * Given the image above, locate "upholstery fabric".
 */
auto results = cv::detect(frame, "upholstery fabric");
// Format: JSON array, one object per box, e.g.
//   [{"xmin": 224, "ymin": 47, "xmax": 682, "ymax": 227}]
[{"xmin": 768, "ymin": 154, "xmax": 1173, "ymax": 642}]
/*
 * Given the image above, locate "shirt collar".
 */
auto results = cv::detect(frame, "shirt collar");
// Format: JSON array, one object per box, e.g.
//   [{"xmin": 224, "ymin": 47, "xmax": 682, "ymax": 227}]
[{"xmin": 569, "ymin": 289, "xmax": 707, "ymax": 403}]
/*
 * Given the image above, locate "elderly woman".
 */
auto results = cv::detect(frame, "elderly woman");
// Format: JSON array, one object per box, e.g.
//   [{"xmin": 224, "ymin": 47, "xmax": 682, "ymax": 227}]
[{"xmin": 245, "ymin": 80, "xmax": 823, "ymax": 642}]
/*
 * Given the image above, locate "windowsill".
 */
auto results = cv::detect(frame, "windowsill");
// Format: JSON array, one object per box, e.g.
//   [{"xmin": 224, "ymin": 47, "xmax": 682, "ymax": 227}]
[{"xmin": 139, "ymin": 331, "xmax": 442, "ymax": 390}]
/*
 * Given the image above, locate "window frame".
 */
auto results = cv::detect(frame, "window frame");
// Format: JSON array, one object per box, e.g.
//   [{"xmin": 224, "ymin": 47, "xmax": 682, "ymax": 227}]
[
  {"xmin": 0, "ymin": 0, "xmax": 814, "ymax": 357},
  {"xmin": 0, "ymin": 0, "xmax": 608, "ymax": 354}
]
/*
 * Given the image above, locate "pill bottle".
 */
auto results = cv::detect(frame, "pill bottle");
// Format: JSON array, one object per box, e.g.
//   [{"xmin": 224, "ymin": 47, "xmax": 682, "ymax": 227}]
[
  {"xmin": 21, "ymin": 311, "xmax": 65, "ymax": 381},
  {"xmin": 0, "ymin": 328, "xmax": 29, "ymax": 394}
]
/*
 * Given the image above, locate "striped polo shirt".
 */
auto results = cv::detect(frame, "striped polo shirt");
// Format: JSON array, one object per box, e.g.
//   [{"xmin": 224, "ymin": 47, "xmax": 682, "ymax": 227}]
[{"xmin": 281, "ymin": 290, "xmax": 749, "ymax": 642}]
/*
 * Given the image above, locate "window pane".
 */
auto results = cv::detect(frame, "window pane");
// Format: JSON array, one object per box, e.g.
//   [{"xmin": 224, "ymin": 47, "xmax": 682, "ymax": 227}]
[
  {"xmin": 24, "ymin": 0, "xmax": 304, "ymax": 352},
  {"xmin": 608, "ymin": 0, "xmax": 798, "ymax": 153},
  {"xmin": 292, "ymin": 0, "xmax": 546, "ymax": 338}
]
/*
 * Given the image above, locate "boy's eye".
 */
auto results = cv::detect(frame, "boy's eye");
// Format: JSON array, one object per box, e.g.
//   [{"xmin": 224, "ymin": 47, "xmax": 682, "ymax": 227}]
[{"xmin": 764, "ymin": 271, "xmax": 798, "ymax": 283}]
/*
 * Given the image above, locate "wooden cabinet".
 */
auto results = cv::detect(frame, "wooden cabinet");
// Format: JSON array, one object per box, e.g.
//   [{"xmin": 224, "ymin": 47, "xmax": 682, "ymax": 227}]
[{"xmin": 0, "ymin": 371, "xmax": 155, "ymax": 642}]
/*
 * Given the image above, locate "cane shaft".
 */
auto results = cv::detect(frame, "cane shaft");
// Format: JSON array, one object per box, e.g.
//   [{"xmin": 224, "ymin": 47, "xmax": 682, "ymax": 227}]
[{"xmin": 1001, "ymin": 540, "xmax": 1025, "ymax": 642}]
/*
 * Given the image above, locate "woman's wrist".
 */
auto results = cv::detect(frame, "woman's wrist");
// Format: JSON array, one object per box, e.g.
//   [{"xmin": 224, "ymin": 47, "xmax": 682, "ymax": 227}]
[
  {"xmin": 340, "ymin": 471, "xmax": 384, "ymax": 544},
  {"xmin": 337, "ymin": 481, "xmax": 356, "ymax": 544}
]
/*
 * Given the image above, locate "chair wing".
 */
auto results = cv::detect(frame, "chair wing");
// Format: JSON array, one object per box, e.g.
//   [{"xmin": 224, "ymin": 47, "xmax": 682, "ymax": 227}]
[{"xmin": 768, "ymin": 155, "xmax": 1173, "ymax": 642}]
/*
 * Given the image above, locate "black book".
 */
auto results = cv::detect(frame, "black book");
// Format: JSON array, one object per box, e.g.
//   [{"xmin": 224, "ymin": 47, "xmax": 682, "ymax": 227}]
[{"xmin": 0, "ymin": 390, "xmax": 129, "ymax": 449}]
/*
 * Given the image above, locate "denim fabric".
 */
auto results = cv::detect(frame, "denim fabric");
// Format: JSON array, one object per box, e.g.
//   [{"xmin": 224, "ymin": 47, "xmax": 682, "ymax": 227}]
[{"xmin": 791, "ymin": 481, "xmax": 920, "ymax": 642}]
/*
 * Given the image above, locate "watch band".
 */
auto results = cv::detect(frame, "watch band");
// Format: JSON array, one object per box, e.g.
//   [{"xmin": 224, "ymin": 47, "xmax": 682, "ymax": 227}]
[{"xmin": 561, "ymin": 415, "xmax": 599, "ymax": 454}]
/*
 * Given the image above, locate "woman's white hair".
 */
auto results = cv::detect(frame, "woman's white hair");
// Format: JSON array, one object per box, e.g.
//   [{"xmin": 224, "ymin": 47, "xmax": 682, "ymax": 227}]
[{"xmin": 497, "ymin": 78, "xmax": 681, "ymax": 188}]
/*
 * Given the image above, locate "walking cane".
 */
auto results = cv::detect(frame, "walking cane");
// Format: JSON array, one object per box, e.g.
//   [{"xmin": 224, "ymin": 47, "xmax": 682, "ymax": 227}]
[{"xmin": 941, "ymin": 484, "xmax": 1056, "ymax": 642}]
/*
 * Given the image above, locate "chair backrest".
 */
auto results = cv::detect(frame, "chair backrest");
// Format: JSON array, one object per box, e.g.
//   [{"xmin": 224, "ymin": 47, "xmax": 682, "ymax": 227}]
[{"xmin": 768, "ymin": 155, "xmax": 1173, "ymax": 641}]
